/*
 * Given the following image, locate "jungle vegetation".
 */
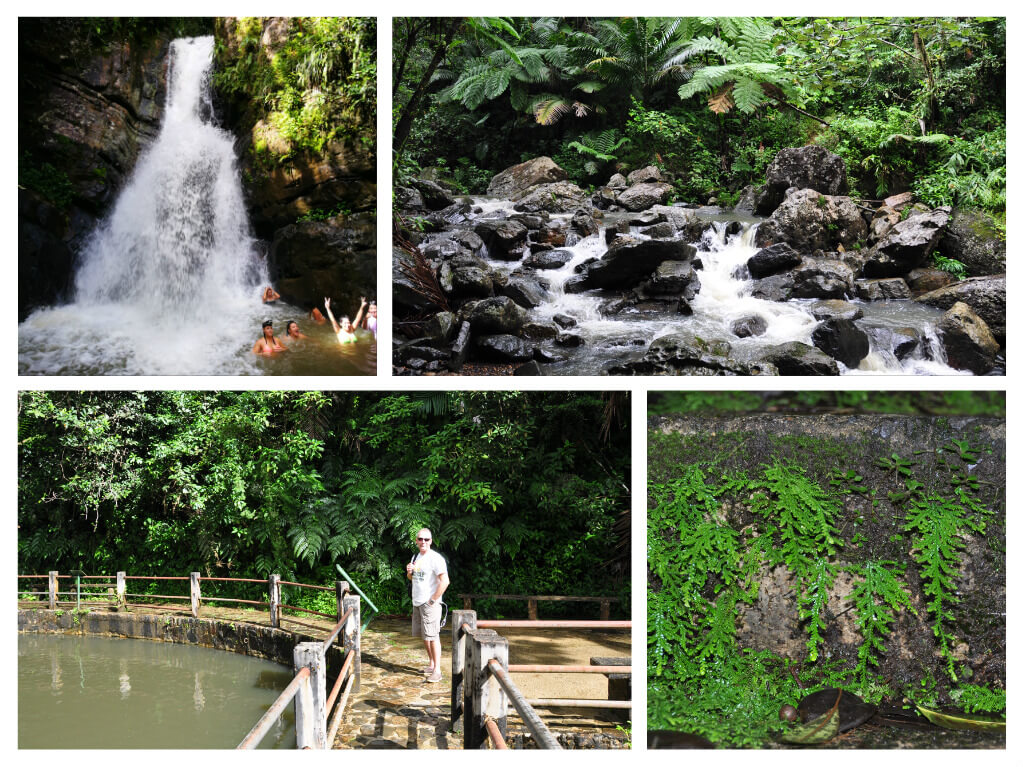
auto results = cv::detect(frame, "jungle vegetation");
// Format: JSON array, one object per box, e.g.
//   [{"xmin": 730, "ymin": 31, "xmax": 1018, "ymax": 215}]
[
  {"xmin": 18, "ymin": 391, "xmax": 630, "ymax": 618},
  {"xmin": 393, "ymin": 17, "xmax": 1005, "ymax": 220}
]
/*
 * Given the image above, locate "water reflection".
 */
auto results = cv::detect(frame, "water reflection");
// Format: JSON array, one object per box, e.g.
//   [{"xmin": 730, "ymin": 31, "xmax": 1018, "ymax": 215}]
[{"xmin": 19, "ymin": 633, "xmax": 295, "ymax": 748}]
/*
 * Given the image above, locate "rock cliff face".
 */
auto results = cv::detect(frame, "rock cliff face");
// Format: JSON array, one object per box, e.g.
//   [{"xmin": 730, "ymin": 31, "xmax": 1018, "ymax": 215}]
[
  {"xmin": 18, "ymin": 19, "xmax": 172, "ymax": 318},
  {"xmin": 213, "ymin": 17, "xmax": 377, "ymax": 308}
]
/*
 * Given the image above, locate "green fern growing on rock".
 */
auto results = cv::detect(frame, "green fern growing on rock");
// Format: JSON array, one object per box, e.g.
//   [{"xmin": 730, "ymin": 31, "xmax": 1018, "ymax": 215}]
[{"xmin": 846, "ymin": 560, "xmax": 917, "ymax": 689}]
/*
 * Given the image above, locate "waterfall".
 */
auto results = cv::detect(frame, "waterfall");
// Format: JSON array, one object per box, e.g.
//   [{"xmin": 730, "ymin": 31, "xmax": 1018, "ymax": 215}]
[{"xmin": 19, "ymin": 37, "xmax": 276, "ymax": 376}]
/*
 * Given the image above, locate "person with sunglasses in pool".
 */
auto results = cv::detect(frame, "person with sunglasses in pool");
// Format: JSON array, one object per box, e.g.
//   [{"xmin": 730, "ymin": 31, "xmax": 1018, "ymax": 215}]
[{"xmin": 406, "ymin": 528, "xmax": 448, "ymax": 683}]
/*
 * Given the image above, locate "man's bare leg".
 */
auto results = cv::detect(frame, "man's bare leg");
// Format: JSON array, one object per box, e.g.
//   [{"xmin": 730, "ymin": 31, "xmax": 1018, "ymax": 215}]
[{"xmin": 423, "ymin": 639, "xmax": 435, "ymax": 673}]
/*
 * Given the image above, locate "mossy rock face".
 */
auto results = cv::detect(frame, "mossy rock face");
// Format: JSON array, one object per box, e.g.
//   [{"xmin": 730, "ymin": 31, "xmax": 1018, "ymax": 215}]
[{"xmin": 649, "ymin": 414, "xmax": 1005, "ymax": 697}]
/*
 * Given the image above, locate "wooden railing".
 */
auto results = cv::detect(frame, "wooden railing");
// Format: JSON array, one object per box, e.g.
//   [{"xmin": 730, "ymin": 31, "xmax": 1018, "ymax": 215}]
[
  {"xmin": 458, "ymin": 593, "xmax": 621, "ymax": 620},
  {"xmin": 238, "ymin": 595, "xmax": 362, "ymax": 749},
  {"xmin": 18, "ymin": 570, "xmax": 362, "ymax": 750},
  {"xmin": 17, "ymin": 571, "xmax": 351, "ymax": 629},
  {"xmin": 451, "ymin": 609, "xmax": 632, "ymax": 749}
]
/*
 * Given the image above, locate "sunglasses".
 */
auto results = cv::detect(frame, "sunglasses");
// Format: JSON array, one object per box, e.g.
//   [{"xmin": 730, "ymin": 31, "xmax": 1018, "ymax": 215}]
[{"xmin": 416, "ymin": 537, "xmax": 431, "ymax": 542}]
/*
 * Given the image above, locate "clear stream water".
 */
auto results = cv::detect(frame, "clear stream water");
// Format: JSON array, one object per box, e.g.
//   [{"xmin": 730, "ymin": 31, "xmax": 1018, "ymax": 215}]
[
  {"xmin": 18, "ymin": 36, "xmax": 374, "ymax": 376},
  {"xmin": 464, "ymin": 197, "xmax": 964, "ymax": 376},
  {"xmin": 18, "ymin": 633, "xmax": 295, "ymax": 749}
]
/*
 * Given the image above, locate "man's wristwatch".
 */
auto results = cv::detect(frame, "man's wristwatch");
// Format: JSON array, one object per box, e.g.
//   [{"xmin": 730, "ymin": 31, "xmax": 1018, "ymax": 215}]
[{"xmin": 428, "ymin": 599, "xmax": 435, "ymax": 606}]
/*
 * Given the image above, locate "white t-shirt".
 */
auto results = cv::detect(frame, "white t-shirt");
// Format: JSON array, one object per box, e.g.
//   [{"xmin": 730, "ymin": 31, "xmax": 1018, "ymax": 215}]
[{"xmin": 410, "ymin": 548, "xmax": 448, "ymax": 607}]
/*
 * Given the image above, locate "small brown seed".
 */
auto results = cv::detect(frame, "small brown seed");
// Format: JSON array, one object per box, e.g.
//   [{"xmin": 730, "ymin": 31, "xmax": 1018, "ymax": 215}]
[{"xmin": 779, "ymin": 704, "xmax": 799, "ymax": 722}]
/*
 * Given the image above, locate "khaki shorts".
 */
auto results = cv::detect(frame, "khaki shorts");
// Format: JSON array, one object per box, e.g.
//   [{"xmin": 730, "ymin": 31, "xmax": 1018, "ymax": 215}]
[{"xmin": 412, "ymin": 601, "xmax": 442, "ymax": 640}]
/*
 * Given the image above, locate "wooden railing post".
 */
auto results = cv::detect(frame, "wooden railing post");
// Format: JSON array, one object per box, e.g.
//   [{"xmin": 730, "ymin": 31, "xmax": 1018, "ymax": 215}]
[
  {"xmin": 342, "ymin": 594, "xmax": 361, "ymax": 691},
  {"xmin": 451, "ymin": 609, "xmax": 476, "ymax": 728},
  {"xmin": 190, "ymin": 572, "xmax": 201, "ymax": 618},
  {"xmin": 528, "ymin": 598, "xmax": 538, "ymax": 620},
  {"xmin": 293, "ymin": 642, "xmax": 327, "ymax": 749},
  {"xmin": 464, "ymin": 629, "xmax": 508, "ymax": 749},
  {"xmin": 335, "ymin": 580, "xmax": 348, "ymax": 621},
  {"xmin": 269, "ymin": 575, "xmax": 281, "ymax": 628},
  {"xmin": 48, "ymin": 571, "xmax": 57, "ymax": 610},
  {"xmin": 116, "ymin": 571, "xmax": 126, "ymax": 610},
  {"xmin": 600, "ymin": 599, "xmax": 611, "ymax": 620}
]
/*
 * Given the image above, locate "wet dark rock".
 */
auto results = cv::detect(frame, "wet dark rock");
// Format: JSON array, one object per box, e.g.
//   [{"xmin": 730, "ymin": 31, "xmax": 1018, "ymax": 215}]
[
  {"xmin": 592, "ymin": 187, "xmax": 618, "ymax": 209},
  {"xmin": 423, "ymin": 311, "xmax": 458, "ymax": 344},
  {"xmin": 512, "ymin": 212, "xmax": 548, "ymax": 230},
  {"xmin": 420, "ymin": 237, "xmax": 467, "ymax": 261},
  {"xmin": 499, "ymin": 275, "xmax": 547, "ymax": 308},
  {"xmin": 627, "ymin": 165, "xmax": 663, "ymax": 185},
  {"xmin": 535, "ymin": 219, "xmax": 567, "ymax": 247},
  {"xmin": 533, "ymin": 347, "xmax": 564, "ymax": 363},
  {"xmin": 732, "ymin": 314, "xmax": 768, "ymax": 338},
  {"xmin": 812, "ymin": 318, "xmax": 870, "ymax": 368},
  {"xmin": 475, "ymin": 334, "xmax": 534, "ymax": 362},
  {"xmin": 754, "ymin": 146, "xmax": 850, "ymax": 216},
  {"xmin": 394, "ymin": 185, "xmax": 424, "ymax": 211},
  {"xmin": 467, "ymin": 296, "xmax": 528, "ymax": 334},
  {"xmin": 798, "ymin": 689, "xmax": 877, "ymax": 733},
  {"xmin": 609, "ymin": 333, "xmax": 778, "ymax": 376},
  {"xmin": 811, "ymin": 300, "xmax": 864, "ymax": 322},
  {"xmin": 520, "ymin": 322, "xmax": 558, "ymax": 341},
  {"xmin": 855, "ymin": 278, "xmax": 911, "ymax": 301},
  {"xmin": 604, "ymin": 219, "xmax": 631, "ymax": 244},
  {"xmin": 523, "ymin": 248, "xmax": 573, "ymax": 270},
  {"xmin": 641, "ymin": 222, "xmax": 675, "ymax": 239},
  {"xmin": 863, "ymin": 206, "xmax": 951, "ymax": 277},
  {"xmin": 863, "ymin": 324, "xmax": 919, "ymax": 360},
  {"xmin": 553, "ymin": 314, "xmax": 577, "ymax": 329},
  {"xmin": 474, "ymin": 219, "xmax": 528, "ymax": 259},
  {"xmin": 393, "ymin": 340, "xmax": 450, "ymax": 365},
  {"xmin": 438, "ymin": 257, "xmax": 496, "ymax": 300},
  {"xmin": 938, "ymin": 208, "xmax": 1005, "ymax": 276},
  {"xmin": 617, "ymin": 181, "xmax": 674, "ymax": 212},
  {"xmin": 18, "ymin": 190, "xmax": 76, "ymax": 319},
  {"xmin": 760, "ymin": 341, "xmax": 841, "ymax": 375},
  {"xmin": 755, "ymin": 189, "xmax": 868, "ymax": 252},
  {"xmin": 629, "ymin": 210, "xmax": 663, "ymax": 226},
  {"xmin": 425, "ymin": 201, "xmax": 473, "ymax": 230},
  {"xmin": 513, "ymin": 181, "xmax": 592, "ymax": 214},
  {"xmin": 410, "ymin": 178, "xmax": 455, "ymax": 211},
  {"xmin": 449, "ymin": 321, "xmax": 471, "ymax": 371},
  {"xmin": 937, "ymin": 301, "xmax": 999, "ymax": 374},
  {"xmin": 571, "ymin": 210, "xmax": 599, "ymax": 238},
  {"xmin": 749, "ymin": 273, "xmax": 795, "ymax": 302},
  {"xmin": 644, "ymin": 260, "xmax": 701, "ymax": 299},
  {"xmin": 790, "ymin": 258, "xmax": 855, "ymax": 299},
  {"xmin": 487, "ymin": 156, "xmax": 567, "ymax": 199},
  {"xmin": 905, "ymin": 268, "xmax": 955, "ymax": 296},
  {"xmin": 607, "ymin": 172, "xmax": 628, "ymax": 190},
  {"xmin": 568, "ymin": 236, "xmax": 697, "ymax": 292},
  {"xmin": 556, "ymin": 333, "xmax": 584, "ymax": 347},
  {"xmin": 513, "ymin": 360, "xmax": 544, "ymax": 375},
  {"xmin": 915, "ymin": 274, "xmax": 1005, "ymax": 346},
  {"xmin": 747, "ymin": 242, "xmax": 803, "ymax": 279}
]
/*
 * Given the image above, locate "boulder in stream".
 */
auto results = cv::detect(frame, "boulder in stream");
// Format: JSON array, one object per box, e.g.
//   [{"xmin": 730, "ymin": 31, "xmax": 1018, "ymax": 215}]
[
  {"xmin": 811, "ymin": 318, "xmax": 870, "ymax": 368},
  {"xmin": 789, "ymin": 258, "xmax": 855, "ymax": 299},
  {"xmin": 567, "ymin": 236, "xmax": 697, "ymax": 292},
  {"xmin": 854, "ymin": 278, "xmax": 911, "ymax": 301},
  {"xmin": 760, "ymin": 341, "xmax": 841, "ymax": 375},
  {"xmin": 811, "ymin": 300, "xmax": 863, "ymax": 322},
  {"xmin": 626, "ymin": 165, "xmax": 663, "ymax": 185},
  {"xmin": 937, "ymin": 301, "xmax": 1000, "ymax": 374},
  {"xmin": 487, "ymin": 156, "xmax": 568, "ymax": 199},
  {"xmin": 731, "ymin": 314, "xmax": 768, "ymax": 338},
  {"xmin": 747, "ymin": 242, "xmax": 803, "ymax": 279},
  {"xmin": 617, "ymin": 182, "xmax": 674, "ymax": 212},
  {"xmin": 862, "ymin": 206, "xmax": 951, "ymax": 277},
  {"xmin": 938, "ymin": 208, "xmax": 1006, "ymax": 276},
  {"xmin": 915, "ymin": 274, "xmax": 1005, "ymax": 346},
  {"xmin": 473, "ymin": 219, "xmax": 528, "ymax": 259},
  {"xmin": 474, "ymin": 333, "xmax": 535, "ymax": 362},
  {"xmin": 513, "ymin": 181, "xmax": 593, "ymax": 214},
  {"xmin": 755, "ymin": 189, "xmax": 868, "ymax": 252},
  {"xmin": 754, "ymin": 146, "xmax": 850, "ymax": 216},
  {"xmin": 466, "ymin": 296, "xmax": 529, "ymax": 335}
]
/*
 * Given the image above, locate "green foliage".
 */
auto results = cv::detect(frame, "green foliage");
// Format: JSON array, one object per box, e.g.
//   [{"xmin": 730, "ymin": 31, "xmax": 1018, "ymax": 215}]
[
  {"xmin": 296, "ymin": 203, "xmax": 353, "ymax": 222},
  {"xmin": 648, "ymin": 391, "xmax": 1005, "ymax": 417},
  {"xmin": 950, "ymin": 684, "xmax": 1006, "ymax": 714},
  {"xmin": 19, "ymin": 152, "xmax": 74, "ymax": 209},
  {"xmin": 649, "ymin": 428, "xmax": 1001, "ymax": 746},
  {"xmin": 564, "ymin": 129, "xmax": 629, "ymax": 178},
  {"xmin": 214, "ymin": 17, "xmax": 376, "ymax": 163},
  {"xmin": 846, "ymin": 561, "xmax": 917, "ymax": 687},
  {"xmin": 932, "ymin": 252, "xmax": 968, "ymax": 279},
  {"xmin": 19, "ymin": 391, "xmax": 630, "ymax": 619}
]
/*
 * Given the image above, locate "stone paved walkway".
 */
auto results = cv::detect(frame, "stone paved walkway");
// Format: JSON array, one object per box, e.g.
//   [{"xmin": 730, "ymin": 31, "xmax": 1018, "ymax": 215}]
[{"xmin": 334, "ymin": 617, "xmax": 460, "ymax": 749}]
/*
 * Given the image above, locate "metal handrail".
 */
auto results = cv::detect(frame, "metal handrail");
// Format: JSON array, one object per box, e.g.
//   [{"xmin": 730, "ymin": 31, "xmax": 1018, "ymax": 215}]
[
  {"xmin": 485, "ymin": 718, "xmax": 508, "ymax": 749},
  {"xmin": 321, "ymin": 607, "xmax": 354, "ymax": 651},
  {"xmin": 477, "ymin": 620, "xmax": 630, "ymax": 629}
]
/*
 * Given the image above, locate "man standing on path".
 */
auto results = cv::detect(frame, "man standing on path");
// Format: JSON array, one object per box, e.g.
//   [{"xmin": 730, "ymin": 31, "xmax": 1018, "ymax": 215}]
[{"xmin": 406, "ymin": 528, "xmax": 449, "ymax": 683}]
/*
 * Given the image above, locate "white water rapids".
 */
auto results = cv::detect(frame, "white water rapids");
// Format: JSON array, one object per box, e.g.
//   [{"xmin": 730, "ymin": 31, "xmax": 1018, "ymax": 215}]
[
  {"xmin": 469, "ymin": 199, "xmax": 965, "ymax": 376},
  {"xmin": 19, "ymin": 36, "xmax": 373, "ymax": 376}
]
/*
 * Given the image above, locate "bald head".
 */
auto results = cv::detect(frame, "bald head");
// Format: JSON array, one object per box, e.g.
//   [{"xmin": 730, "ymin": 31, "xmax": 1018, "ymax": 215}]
[{"xmin": 416, "ymin": 528, "xmax": 433, "ymax": 554}]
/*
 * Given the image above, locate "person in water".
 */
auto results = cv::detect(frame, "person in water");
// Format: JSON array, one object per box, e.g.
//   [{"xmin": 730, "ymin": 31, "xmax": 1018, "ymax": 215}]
[
  {"xmin": 324, "ymin": 296, "xmax": 366, "ymax": 344},
  {"xmin": 285, "ymin": 320, "xmax": 308, "ymax": 340},
  {"xmin": 262, "ymin": 286, "xmax": 281, "ymax": 303},
  {"xmin": 252, "ymin": 320, "xmax": 288, "ymax": 354},
  {"xmin": 361, "ymin": 300, "xmax": 377, "ymax": 336},
  {"xmin": 309, "ymin": 307, "xmax": 326, "ymax": 324}
]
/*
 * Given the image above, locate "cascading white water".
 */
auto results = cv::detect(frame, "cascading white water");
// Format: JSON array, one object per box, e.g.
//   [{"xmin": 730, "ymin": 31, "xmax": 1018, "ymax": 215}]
[
  {"xmin": 465, "ymin": 201, "xmax": 966, "ymax": 375},
  {"xmin": 19, "ymin": 37, "xmax": 373, "ymax": 376}
]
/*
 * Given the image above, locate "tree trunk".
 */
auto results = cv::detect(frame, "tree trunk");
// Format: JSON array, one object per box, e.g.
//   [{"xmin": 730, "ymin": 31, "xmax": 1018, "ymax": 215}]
[{"xmin": 393, "ymin": 19, "xmax": 461, "ymax": 160}]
